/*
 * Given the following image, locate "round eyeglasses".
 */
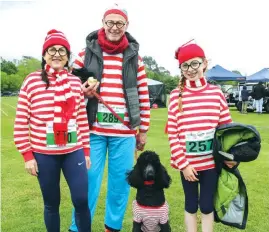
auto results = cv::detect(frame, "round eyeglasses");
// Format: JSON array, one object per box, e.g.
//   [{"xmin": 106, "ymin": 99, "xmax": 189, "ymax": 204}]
[
  {"xmin": 105, "ymin": 20, "xmax": 126, "ymax": 29},
  {"xmin": 180, "ymin": 60, "xmax": 202, "ymax": 71},
  {"xmin": 47, "ymin": 47, "xmax": 67, "ymax": 56}
]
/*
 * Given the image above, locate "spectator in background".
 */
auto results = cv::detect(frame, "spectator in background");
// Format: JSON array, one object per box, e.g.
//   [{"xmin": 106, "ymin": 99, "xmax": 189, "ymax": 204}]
[
  {"xmin": 266, "ymin": 83, "xmax": 269, "ymax": 97},
  {"xmin": 241, "ymin": 86, "xmax": 249, "ymax": 114},
  {"xmin": 253, "ymin": 82, "xmax": 266, "ymax": 114}
]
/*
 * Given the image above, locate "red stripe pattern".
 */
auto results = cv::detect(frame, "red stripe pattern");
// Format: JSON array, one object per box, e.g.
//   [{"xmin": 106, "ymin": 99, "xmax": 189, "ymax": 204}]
[
  {"xmin": 14, "ymin": 71, "xmax": 90, "ymax": 162},
  {"xmin": 167, "ymin": 84, "xmax": 232, "ymax": 171},
  {"xmin": 73, "ymin": 49, "xmax": 150, "ymax": 136},
  {"xmin": 132, "ymin": 200, "xmax": 169, "ymax": 231}
]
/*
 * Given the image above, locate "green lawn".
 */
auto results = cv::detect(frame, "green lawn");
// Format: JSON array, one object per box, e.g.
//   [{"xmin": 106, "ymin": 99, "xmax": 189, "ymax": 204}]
[{"xmin": 1, "ymin": 97, "xmax": 269, "ymax": 232}]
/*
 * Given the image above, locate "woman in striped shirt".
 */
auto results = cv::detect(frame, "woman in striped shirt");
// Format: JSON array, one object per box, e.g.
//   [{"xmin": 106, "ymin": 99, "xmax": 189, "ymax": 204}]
[
  {"xmin": 167, "ymin": 42, "xmax": 236, "ymax": 232},
  {"xmin": 13, "ymin": 29, "xmax": 91, "ymax": 232}
]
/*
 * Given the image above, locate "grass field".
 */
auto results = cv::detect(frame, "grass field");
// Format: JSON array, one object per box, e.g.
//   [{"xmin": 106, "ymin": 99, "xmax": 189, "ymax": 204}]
[{"xmin": 1, "ymin": 97, "xmax": 269, "ymax": 232}]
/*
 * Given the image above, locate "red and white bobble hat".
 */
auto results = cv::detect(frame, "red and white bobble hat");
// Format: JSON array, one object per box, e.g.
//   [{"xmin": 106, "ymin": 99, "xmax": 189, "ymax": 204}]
[
  {"xmin": 42, "ymin": 29, "xmax": 70, "ymax": 54},
  {"xmin": 175, "ymin": 39, "xmax": 206, "ymax": 64},
  {"xmin": 103, "ymin": 3, "xmax": 128, "ymax": 21}
]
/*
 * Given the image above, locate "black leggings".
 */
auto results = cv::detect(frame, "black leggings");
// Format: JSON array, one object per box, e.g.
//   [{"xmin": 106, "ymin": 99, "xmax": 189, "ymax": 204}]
[
  {"xmin": 34, "ymin": 149, "xmax": 91, "ymax": 232},
  {"xmin": 180, "ymin": 168, "xmax": 218, "ymax": 214}
]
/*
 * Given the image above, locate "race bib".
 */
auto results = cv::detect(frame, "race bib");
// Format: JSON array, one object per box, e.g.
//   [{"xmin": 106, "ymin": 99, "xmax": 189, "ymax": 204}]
[
  {"xmin": 46, "ymin": 121, "xmax": 78, "ymax": 148},
  {"xmin": 97, "ymin": 103, "xmax": 125, "ymax": 126},
  {"xmin": 185, "ymin": 129, "xmax": 215, "ymax": 155}
]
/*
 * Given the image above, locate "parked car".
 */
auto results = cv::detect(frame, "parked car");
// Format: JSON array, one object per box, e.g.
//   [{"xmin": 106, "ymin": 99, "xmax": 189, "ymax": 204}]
[
  {"xmin": 10, "ymin": 91, "xmax": 19, "ymax": 96},
  {"xmin": 1, "ymin": 91, "xmax": 19, "ymax": 97},
  {"xmin": 224, "ymin": 86, "xmax": 239, "ymax": 105},
  {"xmin": 1, "ymin": 91, "xmax": 13, "ymax": 97}
]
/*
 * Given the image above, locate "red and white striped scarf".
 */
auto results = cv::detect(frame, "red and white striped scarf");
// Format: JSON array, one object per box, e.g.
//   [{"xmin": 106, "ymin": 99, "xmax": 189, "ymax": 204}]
[
  {"xmin": 45, "ymin": 64, "xmax": 75, "ymax": 146},
  {"xmin": 185, "ymin": 76, "xmax": 207, "ymax": 88}
]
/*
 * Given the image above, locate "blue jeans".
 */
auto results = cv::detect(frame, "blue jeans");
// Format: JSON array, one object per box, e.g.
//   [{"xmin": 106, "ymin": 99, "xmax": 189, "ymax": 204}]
[
  {"xmin": 69, "ymin": 134, "xmax": 136, "ymax": 231},
  {"xmin": 34, "ymin": 149, "xmax": 90, "ymax": 232}
]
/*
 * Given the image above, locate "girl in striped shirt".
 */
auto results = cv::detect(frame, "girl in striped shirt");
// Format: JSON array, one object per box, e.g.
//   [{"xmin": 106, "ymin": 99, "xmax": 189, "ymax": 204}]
[
  {"xmin": 13, "ymin": 29, "xmax": 91, "ymax": 232},
  {"xmin": 167, "ymin": 42, "xmax": 236, "ymax": 232}
]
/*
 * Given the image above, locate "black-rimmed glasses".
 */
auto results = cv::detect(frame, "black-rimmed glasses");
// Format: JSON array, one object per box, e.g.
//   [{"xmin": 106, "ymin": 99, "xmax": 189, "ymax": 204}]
[
  {"xmin": 180, "ymin": 60, "xmax": 202, "ymax": 71},
  {"xmin": 105, "ymin": 20, "xmax": 126, "ymax": 29},
  {"xmin": 47, "ymin": 47, "xmax": 67, "ymax": 56}
]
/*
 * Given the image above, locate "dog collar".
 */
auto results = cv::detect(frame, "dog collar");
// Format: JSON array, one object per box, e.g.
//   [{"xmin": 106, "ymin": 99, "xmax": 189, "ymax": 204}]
[{"xmin": 144, "ymin": 180, "xmax": 154, "ymax": 185}]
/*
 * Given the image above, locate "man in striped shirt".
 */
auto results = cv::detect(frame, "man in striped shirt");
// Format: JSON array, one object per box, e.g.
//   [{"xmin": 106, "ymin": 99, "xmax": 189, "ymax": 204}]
[
  {"xmin": 69, "ymin": 4, "xmax": 150, "ymax": 232},
  {"xmin": 167, "ymin": 43, "xmax": 236, "ymax": 232}
]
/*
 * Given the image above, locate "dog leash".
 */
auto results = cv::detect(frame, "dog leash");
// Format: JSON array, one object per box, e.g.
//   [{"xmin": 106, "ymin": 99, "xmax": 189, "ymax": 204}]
[
  {"xmin": 91, "ymin": 91, "xmax": 144, "ymax": 159},
  {"xmin": 91, "ymin": 91, "xmax": 131, "ymax": 129}
]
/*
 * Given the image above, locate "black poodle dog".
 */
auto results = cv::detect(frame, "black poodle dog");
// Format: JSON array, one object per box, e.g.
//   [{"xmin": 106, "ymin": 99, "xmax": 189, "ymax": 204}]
[{"xmin": 127, "ymin": 150, "xmax": 172, "ymax": 232}]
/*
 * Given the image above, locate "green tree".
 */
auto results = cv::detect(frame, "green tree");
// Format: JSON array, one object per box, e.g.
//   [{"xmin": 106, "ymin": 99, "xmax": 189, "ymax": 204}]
[
  {"xmin": 1, "ymin": 71, "xmax": 9, "ymax": 91},
  {"xmin": 144, "ymin": 56, "xmax": 179, "ymax": 94},
  {"xmin": 1, "ymin": 57, "xmax": 41, "ymax": 92},
  {"xmin": 143, "ymin": 56, "xmax": 160, "ymax": 73},
  {"xmin": 0, "ymin": 58, "xmax": 18, "ymax": 75},
  {"xmin": 17, "ymin": 57, "xmax": 41, "ymax": 76}
]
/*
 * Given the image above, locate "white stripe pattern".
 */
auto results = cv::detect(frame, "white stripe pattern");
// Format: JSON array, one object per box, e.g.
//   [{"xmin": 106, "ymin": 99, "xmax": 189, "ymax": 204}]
[
  {"xmin": 72, "ymin": 49, "xmax": 151, "ymax": 136},
  {"xmin": 167, "ymin": 84, "xmax": 232, "ymax": 171}
]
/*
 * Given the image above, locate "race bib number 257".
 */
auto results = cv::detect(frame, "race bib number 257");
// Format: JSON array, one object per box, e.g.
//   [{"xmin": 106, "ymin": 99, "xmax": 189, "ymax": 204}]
[{"xmin": 185, "ymin": 129, "xmax": 215, "ymax": 155}]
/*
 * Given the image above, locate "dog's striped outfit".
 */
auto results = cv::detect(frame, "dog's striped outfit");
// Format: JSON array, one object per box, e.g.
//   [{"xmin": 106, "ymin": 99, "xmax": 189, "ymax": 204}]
[{"xmin": 132, "ymin": 200, "xmax": 169, "ymax": 232}]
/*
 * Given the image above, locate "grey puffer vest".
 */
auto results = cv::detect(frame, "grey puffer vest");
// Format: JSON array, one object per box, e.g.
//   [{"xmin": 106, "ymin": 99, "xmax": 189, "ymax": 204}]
[{"xmin": 84, "ymin": 30, "xmax": 141, "ymax": 129}]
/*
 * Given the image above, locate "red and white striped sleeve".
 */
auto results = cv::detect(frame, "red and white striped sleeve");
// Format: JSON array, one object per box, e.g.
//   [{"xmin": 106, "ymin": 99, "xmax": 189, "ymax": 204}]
[
  {"xmin": 72, "ymin": 49, "xmax": 86, "ymax": 69},
  {"xmin": 219, "ymin": 90, "xmax": 232, "ymax": 125},
  {"xmin": 137, "ymin": 56, "xmax": 150, "ymax": 133},
  {"xmin": 77, "ymin": 84, "xmax": 90, "ymax": 157},
  {"xmin": 132, "ymin": 201, "xmax": 142, "ymax": 223},
  {"xmin": 14, "ymin": 76, "xmax": 34, "ymax": 162},
  {"xmin": 167, "ymin": 89, "xmax": 189, "ymax": 170}
]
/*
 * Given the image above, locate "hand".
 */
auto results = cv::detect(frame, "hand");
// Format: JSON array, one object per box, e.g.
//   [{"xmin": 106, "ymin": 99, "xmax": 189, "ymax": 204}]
[
  {"xmin": 182, "ymin": 165, "xmax": 199, "ymax": 182},
  {"xmin": 25, "ymin": 159, "xmax": 38, "ymax": 176},
  {"xmin": 82, "ymin": 80, "xmax": 100, "ymax": 98},
  {"xmin": 224, "ymin": 160, "xmax": 238, "ymax": 169},
  {"xmin": 85, "ymin": 156, "xmax": 91, "ymax": 169},
  {"xmin": 136, "ymin": 132, "xmax": 147, "ymax": 151}
]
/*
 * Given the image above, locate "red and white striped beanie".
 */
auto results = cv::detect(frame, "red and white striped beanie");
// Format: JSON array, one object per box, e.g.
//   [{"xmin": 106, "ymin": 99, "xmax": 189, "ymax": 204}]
[
  {"xmin": 103, "ymin": 4, "xmax": 128, "ymax": 21},
  {"xmin": 42, "ymin": 29, "xmax": 70, "ymax": 54}
]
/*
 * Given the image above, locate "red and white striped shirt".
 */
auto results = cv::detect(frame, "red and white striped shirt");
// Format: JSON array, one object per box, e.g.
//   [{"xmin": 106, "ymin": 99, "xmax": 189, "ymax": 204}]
[
  {"xmin": 14, "ymin": 71, "xmax": 90, "ymax": 162},
  {"xmin": 132, "ymin": 200, "xmax": 169, "ymax": 232},
  {"xmin": 73, "ymin": 49, "xmax": 150, "ymax": 136},
  {"xmin": 167, "ymin": 84, "xmax": 232, "ymax": 171}
]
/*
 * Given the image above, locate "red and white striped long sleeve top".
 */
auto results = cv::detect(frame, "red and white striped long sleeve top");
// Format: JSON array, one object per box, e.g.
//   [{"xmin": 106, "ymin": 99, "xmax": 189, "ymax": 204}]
[
  {"xmin": 167, "ymin": 84, "xmax": 232, "ymax": 171},
  {"xmin": 132, "ymin": 200, "xmax": 169, "ymax": 232},
  {"xmin": 14, "ymin": 71, "xmax": 90, "ymax": 162},
  {"xmin": 72, "ymin": 49, "xmax": 150, "ymax": 136}
]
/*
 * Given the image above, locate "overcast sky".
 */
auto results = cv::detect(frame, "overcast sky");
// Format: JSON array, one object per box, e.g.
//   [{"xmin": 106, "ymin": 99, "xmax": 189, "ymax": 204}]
[{"xmin": 0, "ymin": 0, "xmax": 268, "ymax": 76}]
